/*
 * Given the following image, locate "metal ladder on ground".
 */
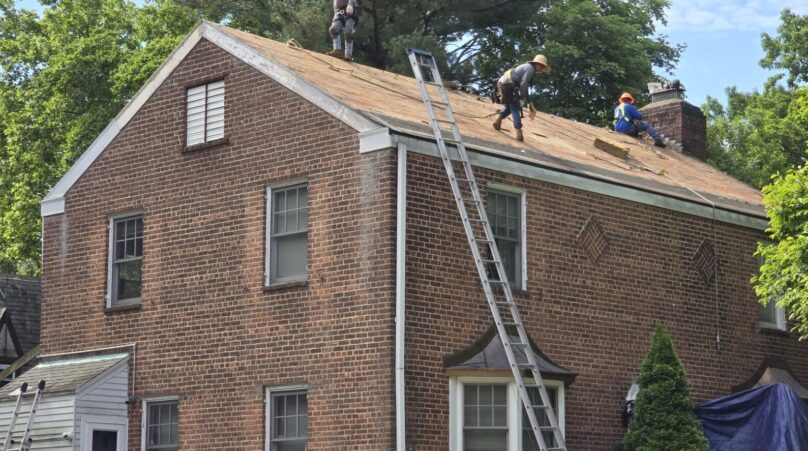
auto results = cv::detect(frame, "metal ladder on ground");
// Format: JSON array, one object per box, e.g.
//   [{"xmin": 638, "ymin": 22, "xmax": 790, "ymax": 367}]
[
  {"xmin": 406, "ymin": 48, "xmax": 566, "ymax": 451},
  {"xmin": 2, "ymin": 380, "xmax": 45, "ymax": 451}
]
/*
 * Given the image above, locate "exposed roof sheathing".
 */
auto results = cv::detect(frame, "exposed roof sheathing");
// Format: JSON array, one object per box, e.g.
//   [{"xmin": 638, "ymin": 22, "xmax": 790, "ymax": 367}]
[{"xmin": 213, "ymin": 23, "xmax": 764, "ymax": 218}]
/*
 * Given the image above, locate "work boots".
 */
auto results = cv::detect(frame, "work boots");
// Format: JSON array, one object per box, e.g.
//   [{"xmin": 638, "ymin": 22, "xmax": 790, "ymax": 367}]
[
  {"xmin": 515, "ymin": 129, "xmax": 524, "ymax": 142},
  {"xmin": 326, "ymin": 48, "xmax": 341, "ymax": 57},
  {"xmin": 493, "ymin": 115, "xmax": 503, "ymax": 131}
]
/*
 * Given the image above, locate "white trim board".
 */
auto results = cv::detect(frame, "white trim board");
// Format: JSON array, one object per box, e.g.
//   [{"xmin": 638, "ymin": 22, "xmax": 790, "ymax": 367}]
[
  {"xmin": 40, "ymin": 21, "xmax": 389, "ymax": 217},
  {"xmin": 392, "ymin": 134, "xmax": 769, "ymax": 231}
]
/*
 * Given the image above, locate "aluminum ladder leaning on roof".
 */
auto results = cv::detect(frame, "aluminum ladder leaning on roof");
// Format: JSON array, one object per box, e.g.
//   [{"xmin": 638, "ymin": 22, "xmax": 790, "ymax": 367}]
[
  {"xmin": 406, "ymin": 48, "xmax": 566, "ymax": 451},
  {"xmin": 2, "ymin": 380, "xmax": 45, "ymax": 451}
]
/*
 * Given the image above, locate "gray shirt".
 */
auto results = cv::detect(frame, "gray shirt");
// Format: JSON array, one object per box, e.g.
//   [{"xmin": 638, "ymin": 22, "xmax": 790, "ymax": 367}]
[
  {"xmin": 334, "ymin": 0, "xmax": 357, "ymax": 12},
  {"xmin": 498, "ymin": 62, "xmax": 536, "ymax": 101}
]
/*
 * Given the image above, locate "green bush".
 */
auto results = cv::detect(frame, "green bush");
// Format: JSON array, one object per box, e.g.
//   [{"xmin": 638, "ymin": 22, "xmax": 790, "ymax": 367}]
[{"xmin": 623, "ymin": 326, "xmax": 708, "ymax": 451}]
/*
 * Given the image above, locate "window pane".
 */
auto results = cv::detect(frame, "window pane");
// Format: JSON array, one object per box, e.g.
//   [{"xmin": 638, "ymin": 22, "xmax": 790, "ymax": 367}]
[
  {"xmin": 146, "ymin": 400, "xmax": 178, "ymax": 451},
  {"xmin": 115, "ymin": 260, "xmax": 141, "ymax": 300},
  {"xmin": 274, "ymin": 190, "xmax": 286, "ymax": 214},
  {"xmin": 759, "ymin": 301, "xmax": 777, "ymax": 324},
  {"xmin": 273, "ymin": 234, "xmax": 307, "ymax": 280},
  {"xmin": 464, "ymin": 430, "xmax": 507, "ymax": 451},
  {"xmin": 270, "ymin": 391, "xmax": 307, "ymax": 450},
  {"xmin": 276, "ymin": 442, "xmax": 306, "ymax": 451},
  {"xmin": 92, "ymin": 430, "xmax": 117, "ymax": 451}
]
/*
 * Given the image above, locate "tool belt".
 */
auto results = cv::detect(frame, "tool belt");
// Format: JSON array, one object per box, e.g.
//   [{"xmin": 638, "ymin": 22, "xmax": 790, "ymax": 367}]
[{"xmin": 497, "ymin": 81, "xmax": 516, "ymax": 105}]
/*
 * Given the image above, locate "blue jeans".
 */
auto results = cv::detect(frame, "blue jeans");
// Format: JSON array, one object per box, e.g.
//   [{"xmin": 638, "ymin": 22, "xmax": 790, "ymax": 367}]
[
  {"xmin": 498, "ymin": 92, "xmax": 522, "ymax": 130},
  {"xmin": 625, "ymin": 121, "xmax": 661, "ymax": 141}
]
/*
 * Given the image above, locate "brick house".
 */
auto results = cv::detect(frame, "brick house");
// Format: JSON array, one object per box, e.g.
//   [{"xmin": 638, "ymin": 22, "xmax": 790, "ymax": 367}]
[{"xmin": 5, "ymin": 21, "xmax": 806, "ymax": 450}]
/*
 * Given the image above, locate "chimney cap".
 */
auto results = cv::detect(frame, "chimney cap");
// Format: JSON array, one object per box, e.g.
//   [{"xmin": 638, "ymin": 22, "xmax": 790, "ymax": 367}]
[{"xmin": 649, "ymin": 80, "xmax": 686, "ymax": 103}]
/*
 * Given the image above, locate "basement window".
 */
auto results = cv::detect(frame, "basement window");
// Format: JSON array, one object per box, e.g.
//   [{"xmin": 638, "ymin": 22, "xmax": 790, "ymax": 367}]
[
  {"xmin": 266, "ymin": 183, "xmax": 309, "ymax": 285},
  {"xmin": 186, "ymin": 80, "xmax": 225, "ymax": 147},
  {"xmin": 108, "ymin": 214, "xmax": 143, "ymax": 307},
  {"xmin": 486, "ymin": 187, "xmax": 526, "ymax": 290}
]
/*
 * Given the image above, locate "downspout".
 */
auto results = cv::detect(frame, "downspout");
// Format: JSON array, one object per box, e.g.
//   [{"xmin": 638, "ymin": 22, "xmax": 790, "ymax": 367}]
[{"xmin": 395, "ymin": 142, "xmax": 407, "ymax": 451}]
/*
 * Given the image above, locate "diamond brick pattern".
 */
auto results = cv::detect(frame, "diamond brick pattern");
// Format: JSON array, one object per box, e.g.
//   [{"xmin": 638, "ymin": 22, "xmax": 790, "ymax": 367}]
[
  {"xmin": 693, "ymin": 239, "xmax": 717, "ymax": 283},
  {"xmin": 576, "ymin": 216, "xmax": 609, "ymax": 263}
]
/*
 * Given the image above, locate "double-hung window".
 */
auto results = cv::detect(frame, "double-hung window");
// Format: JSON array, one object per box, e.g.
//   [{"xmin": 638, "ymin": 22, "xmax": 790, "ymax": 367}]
[
  {"xmin": 451, "ymin": 378, "xmax": 564, "ymax": 451},
  {"xmin": 486, "ymin": 187, "xmax": 525, "ymax": 289},
  {"xmin": 108, "ymin": 215, "xmax": 143, "ymax": 307},
  {"xmin": 266, "ymin": 389, "xmax": 308, "ymax": 451},
  {"xmin": 143, "ymin": 399, "xmax": 178, "ymax": 451},
  {"xmin": 186, "ymin": 80, "xmax": 225, "ymax": 147},
  {"xmin": 757, "ymin": 255, "xmax": 786, "ymax": 331},
  {"xmin": 266, "ymin": 183, "xmax": 308, "ymax": 285}
]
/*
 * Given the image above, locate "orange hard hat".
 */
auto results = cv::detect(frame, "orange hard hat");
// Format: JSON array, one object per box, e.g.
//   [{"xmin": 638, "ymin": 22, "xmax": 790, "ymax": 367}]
[{"xmin": 619, "ymin": 92, "xmax": 635, "ymax": 104}]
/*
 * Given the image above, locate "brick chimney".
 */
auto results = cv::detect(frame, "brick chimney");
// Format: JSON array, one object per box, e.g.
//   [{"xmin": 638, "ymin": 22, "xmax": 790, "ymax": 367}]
[{"xmin": 639, "ymin": 82, "xmax": 707, "ymax": 160}]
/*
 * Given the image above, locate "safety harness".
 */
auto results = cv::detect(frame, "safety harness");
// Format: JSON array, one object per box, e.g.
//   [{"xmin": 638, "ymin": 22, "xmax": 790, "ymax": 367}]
[{"xmin": 613, "ymin": 103, "xmax": 636, "ymax": 127}]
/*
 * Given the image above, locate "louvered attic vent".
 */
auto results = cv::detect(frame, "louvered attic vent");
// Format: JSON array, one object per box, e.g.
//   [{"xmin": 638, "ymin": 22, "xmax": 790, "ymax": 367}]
[{"xmin": 186, "ymin": 80, "xmax": 225, "ymax": 147}]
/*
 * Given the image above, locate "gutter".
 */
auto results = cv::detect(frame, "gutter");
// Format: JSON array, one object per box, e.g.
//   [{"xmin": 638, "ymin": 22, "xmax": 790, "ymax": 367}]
[{"xmin": 395, "ymin": 143, "xmax": 407, "ymax": 451}]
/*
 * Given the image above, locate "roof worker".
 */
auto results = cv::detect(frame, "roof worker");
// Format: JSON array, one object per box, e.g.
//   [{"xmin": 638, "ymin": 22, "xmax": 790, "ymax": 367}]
[
  {"xmin": 326, "ymin": 0, "xmax": 361, "ymax": 61},
  {"xmin": 614, "ymin": 92, "xmax": 666, "ymax": 147},
  {"xmin": 492, "ymin": 55, "xmax": 551, "ymax": 142}
]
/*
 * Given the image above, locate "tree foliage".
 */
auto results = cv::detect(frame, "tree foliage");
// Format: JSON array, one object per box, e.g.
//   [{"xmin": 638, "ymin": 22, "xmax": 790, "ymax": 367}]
[
  {"xmin": 176, "ymin": 0, "xmax": 682, "ymax": 124},
  {"xmin": 0, "ymin": 0, "xmax": 198, "ymax": 274},
  {"xmin": 753, "ymin": 163, "xmax": 808, "ymax": 338},
  {"xmin": 623, "ymin": 326, "xmax": 708, "ymax": 451},
  {"xmin": 761, "ymin": 9, "xmax": 808, "ymax": 88},
  {"xmin": 705, "ymin": 9, "xmax": 808, "ymax": 188}
]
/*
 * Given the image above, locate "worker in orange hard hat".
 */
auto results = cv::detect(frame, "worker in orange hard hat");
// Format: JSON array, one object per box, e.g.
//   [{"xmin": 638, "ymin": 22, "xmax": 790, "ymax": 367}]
[
  {"xmin": 492, "ymin": 54, "xmax": 551, "ymax": 142},
  {"xmin": 614, "ymin": 92, "xmax": 665, "ymax": 147}
]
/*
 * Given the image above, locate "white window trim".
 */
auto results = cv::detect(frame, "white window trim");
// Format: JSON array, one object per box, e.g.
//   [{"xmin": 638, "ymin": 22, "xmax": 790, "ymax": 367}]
[
  {"xmin": 265, "ymin": 384, "xmax": 308, "ymax": 451},
  {"xmin": 449, "ymin": 376, "xmax": 564, "ymax": 451},
  {"xmin": 758, "ymin": 302, "xmax": 787, "ymax": 331},
  {"xmin": 141, "ymin": 396, "xmax": 179, "ymax": 451},
  {"xmin": 107, "ymin": 211, "xmax": 144, "ymax": 308},
  {"xmin": 487, "ymin": 183, "xmax": 528, "ymax": 290},
  {"xmin": 265, "ymin": 180, "xmax": 308, "ymax": 287},
  {"xmin": 82, "ymin": 414, "xmax": 128, "ymax": 451}
]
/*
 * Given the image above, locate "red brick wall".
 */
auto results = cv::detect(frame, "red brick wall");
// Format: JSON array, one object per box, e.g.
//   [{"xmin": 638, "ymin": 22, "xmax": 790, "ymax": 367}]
[
  {"xmin": 641, "ymin": 99, "xmax": 707, "ymax": 160},
  {"xmin": 41, "ymin": 39, "xmax": 397, "ymax": 450},
  {"xmin": 403, "ymin": 152, "xmax": 808, "ymax": 450}
]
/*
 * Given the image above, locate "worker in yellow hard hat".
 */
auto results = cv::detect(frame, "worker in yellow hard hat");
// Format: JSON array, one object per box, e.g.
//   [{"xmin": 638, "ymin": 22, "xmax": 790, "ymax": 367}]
[
  {"xmin": 492, "ymin": 55, "xmax": 551, "ymax": 142},
  {"xmin": 614, "ymin": 92, "xmax": 665, "ymax": 147}
]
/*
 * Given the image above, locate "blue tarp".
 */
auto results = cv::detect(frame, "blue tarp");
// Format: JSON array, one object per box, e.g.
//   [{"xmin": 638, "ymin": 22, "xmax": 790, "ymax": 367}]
[{"xmin": 695, "ymin": 383, "xmax": 808, "ymax": 451}]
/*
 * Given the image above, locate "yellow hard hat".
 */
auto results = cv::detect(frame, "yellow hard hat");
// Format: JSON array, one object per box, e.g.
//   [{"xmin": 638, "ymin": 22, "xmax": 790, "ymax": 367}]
[{"xmin": 529, "ymin": 54, "xmax": 551, "ymax": 73}]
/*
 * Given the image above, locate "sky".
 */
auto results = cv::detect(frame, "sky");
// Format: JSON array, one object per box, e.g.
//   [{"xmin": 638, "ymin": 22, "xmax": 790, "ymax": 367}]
[{"xmin": 14, "ymin": 0, "xmax": 808, "ymax": 108}]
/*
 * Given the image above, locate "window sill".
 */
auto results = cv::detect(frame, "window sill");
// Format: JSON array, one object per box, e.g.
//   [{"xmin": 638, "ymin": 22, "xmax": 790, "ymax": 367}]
[
  {"xmin": 184, "ymin": 137, "xmax": 229, "ymax": 153},
  {"xmin": 105, "ymin": 303, "xmax": 142, "ymax": 314},
  {"xmin": 757, "ymin": 323, "xmax": 790, "ymax": 337},
  {"xmin": 263, "ymin": 280, "xmax": 309, "ymax": 292}
]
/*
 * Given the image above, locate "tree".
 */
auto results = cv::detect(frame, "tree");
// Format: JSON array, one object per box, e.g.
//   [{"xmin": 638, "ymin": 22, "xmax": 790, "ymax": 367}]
[
  {"xmin": 753, "ymin": 163, "xmax": 808, "ymax": 338},
  {"xmin": 704, "ymin": 84, "xmax": 808, "ymax": 188},
  {"xmin": 0, "ymin": 0, "xmax": 199, "ymax": 274},
  {"xmin": 761, "ymin": 9, "xmax": 808, "ymax": 88},
  {"xmin": 623, "ymin": 325, "xmax": 708, "ymax": 451},
  {"xmin": 705, "ymin": 9, "xmax": 808, "ymax": 188},
  {"xmin": 176, "ymin": 0, "xmax": 682, "ymax": 125}
]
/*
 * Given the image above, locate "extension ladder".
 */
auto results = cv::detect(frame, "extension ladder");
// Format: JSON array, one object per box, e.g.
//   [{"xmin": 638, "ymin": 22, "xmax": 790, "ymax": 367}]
[
  {"xmin": 407, "ymin": 48, "xmax": 566, "ymax": 451},
  {"xmin": 2, "ymin": 380, "xmax": 45, "ymax": 451}
]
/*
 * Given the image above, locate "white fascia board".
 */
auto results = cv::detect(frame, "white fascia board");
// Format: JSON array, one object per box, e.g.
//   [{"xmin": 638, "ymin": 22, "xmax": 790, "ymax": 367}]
[
  {"xmin": 392, "ymin": 133, "xmax": 769, "ymax": 231},
  {"xmin": 40, "ymin": 26, "xmax": 205, "ymax": 217},
  {"xmin": 359, "ymin": 127, "xmax": 393, "ymax": 152}
]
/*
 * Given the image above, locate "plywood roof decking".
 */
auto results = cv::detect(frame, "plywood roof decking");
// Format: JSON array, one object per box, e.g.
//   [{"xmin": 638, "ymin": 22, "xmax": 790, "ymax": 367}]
[{"xmin": 213, "ymin": 24, "xmax": 764, "ymax": 216}]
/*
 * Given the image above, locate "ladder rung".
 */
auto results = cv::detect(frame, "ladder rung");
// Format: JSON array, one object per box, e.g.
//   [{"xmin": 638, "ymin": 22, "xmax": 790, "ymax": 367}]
[
  {"xmin": 488, "ymin": 279, "xmax": 507, "ymax": 284},
  {"xmin": 507, "ymin": 341, "xmax": 527, "ymax": 346},
  {"xmin": 461, "ymin": 197, "xmax": 481, "ymax": 204},
  {"xmin": 425, "ymin": 81, "xmax": 442, "ymax": 87},
  {"xmin": 474, "ymin": 238, "xmax": 493, "ymax": 244},
  {"xmin": 481, "ymin": 259, "xmax": 499, "ymax": 265}
]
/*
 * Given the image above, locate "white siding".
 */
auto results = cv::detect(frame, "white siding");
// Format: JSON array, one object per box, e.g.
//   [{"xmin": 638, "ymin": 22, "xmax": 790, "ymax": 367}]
[
  {"xmin": 74, "ymin": 362, "xmax": 128, "ymax": 451},
  {"xmin": 0, "ymin": 393, "xmax": 74, "ymax": 451}
]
